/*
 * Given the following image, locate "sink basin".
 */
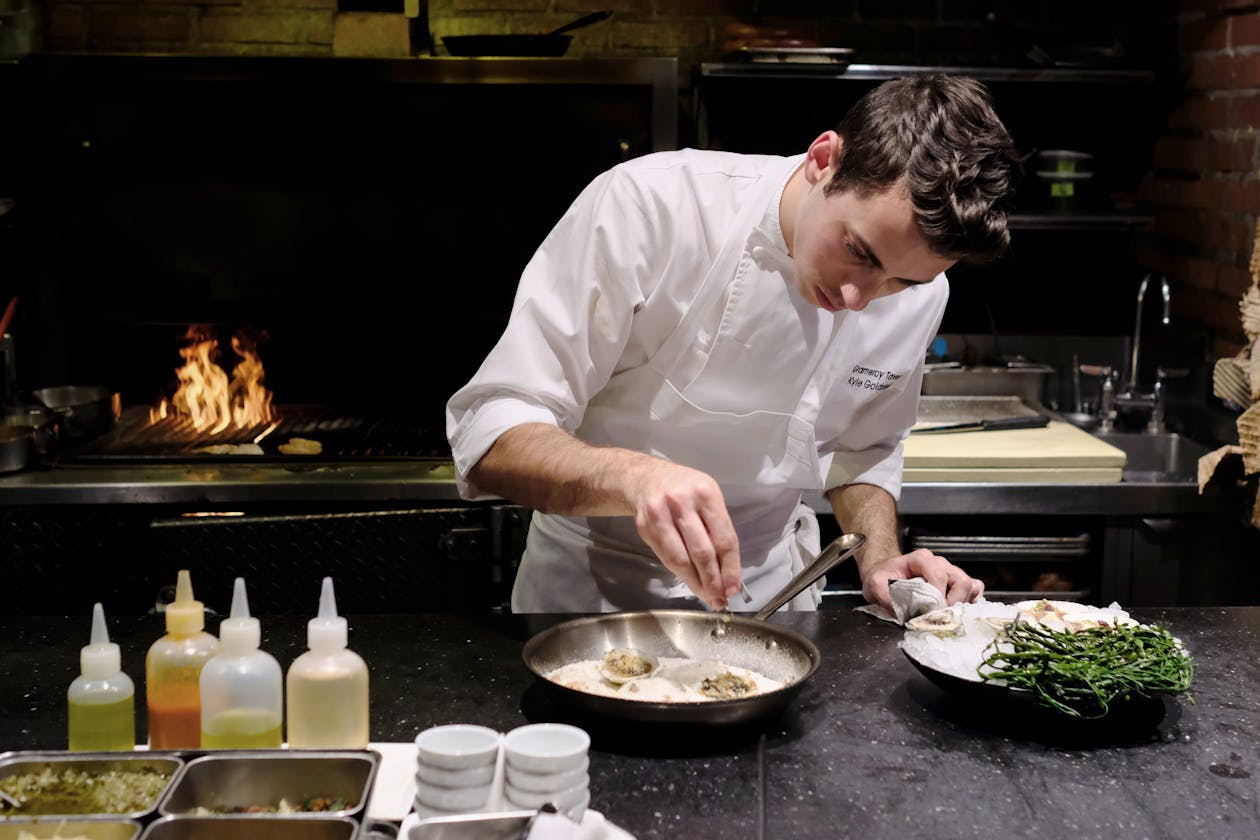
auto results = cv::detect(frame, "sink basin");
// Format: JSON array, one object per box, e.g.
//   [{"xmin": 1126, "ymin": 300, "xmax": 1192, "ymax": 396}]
[{"xmin": 1093, "ymin": 431, "xmax": 1212, "ymax": 482}]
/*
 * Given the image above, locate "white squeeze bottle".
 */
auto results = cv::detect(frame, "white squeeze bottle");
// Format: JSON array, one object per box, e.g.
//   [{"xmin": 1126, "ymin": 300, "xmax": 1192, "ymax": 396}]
[
  {"xmin": 67, "ymin": 603, "xmax": 136, "ymax": 751},
  {"xmin": 199, "ymin": 578, "xmax": 283, "ymax": 749},
  {"xmin": 286, "ymin": 577, "xmax": 370, "ymax": 748}
]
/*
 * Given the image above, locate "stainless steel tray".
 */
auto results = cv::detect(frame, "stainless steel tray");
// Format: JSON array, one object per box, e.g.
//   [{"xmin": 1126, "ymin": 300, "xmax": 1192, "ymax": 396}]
[
  {"xmin": 0, "ymin": 752, "xmax": 184, "ymax": 823},
  {"xmin": 920, "ymin": 368, "xmax": 1053, "ymax": 405},
  {"xmin": 0, "ymin": 822, "xmax": 141, "ymax": 839},
  {"xmin": 157, "ymin": 750, "xmax": 379, "ymax": 821},
  {"xmin": 140, "ymin": 815, "xmax": 360, "ymax": 839},
  {"xmin": 915, "ymin": 395, "xmax": 1042, "ymax": 426},
  {"xmin": 407, "ymin": 810, "xmax": 536, "ymax": 840}
]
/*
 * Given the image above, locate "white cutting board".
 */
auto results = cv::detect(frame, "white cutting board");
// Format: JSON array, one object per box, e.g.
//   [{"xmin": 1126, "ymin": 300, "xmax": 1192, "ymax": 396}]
[{"xmin": 902, "ymin": 420, "xmax": 1126, "ymax": 478}]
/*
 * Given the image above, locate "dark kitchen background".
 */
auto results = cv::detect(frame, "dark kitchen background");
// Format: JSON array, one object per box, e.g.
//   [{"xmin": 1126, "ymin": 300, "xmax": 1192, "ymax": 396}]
[
  {"xmin": 6, "ymin": 0, "xmax": 1254, "ymax": 404},
  {"xmin": 1, "ymin": 0, "xmax": 1258, "ymax": 614}
]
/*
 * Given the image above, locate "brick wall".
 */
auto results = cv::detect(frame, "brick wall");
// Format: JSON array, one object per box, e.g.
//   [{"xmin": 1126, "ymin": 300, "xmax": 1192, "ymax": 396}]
[{"xmin": 1138, "ymin": 2, "xmax": 1260, "ymax": 360}]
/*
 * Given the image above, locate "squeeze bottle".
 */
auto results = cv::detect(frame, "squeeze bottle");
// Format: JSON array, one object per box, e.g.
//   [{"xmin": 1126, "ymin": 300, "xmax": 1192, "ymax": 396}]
[
  {"xmin": 146, "ymin": 570, "xmax": 220, "ymax": 748},
  {"xmin": 67, "ymin": 603, "xmax": 135, "ymax": 751},
  {"xmin": 199, "ymin": 578, "xmax": 283, "ymax": 749},
  {"xmin": 286, "ymin": 577, "xmax": 370, "ymax": 748}
]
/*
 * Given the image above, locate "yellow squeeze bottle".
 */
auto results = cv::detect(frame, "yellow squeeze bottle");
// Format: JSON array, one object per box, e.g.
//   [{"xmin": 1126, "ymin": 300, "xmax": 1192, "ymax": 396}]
[
  {"xmin": 199, "ymin": 578, "xmax": 283, "ymax": 749},
  {"xmin": 146, "ymin": 570, "xmax": 220, "ymax": 749},
  {"xmin": 286, "ymin": 577, "xmax": 370, "ymax": 748},
  {"xmin": 67, "ymin": 603, "xmax": 135, "ymax": 751}
]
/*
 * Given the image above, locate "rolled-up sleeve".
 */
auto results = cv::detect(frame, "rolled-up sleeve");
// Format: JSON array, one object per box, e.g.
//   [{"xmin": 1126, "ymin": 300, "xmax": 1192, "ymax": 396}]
[{"xmin": 446, "ymin": 168, "xmax": 654, "ymax": 500}]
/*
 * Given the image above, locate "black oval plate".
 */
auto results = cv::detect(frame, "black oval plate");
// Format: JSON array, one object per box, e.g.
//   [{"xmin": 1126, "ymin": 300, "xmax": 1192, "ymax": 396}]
[{"xmin": 901, "ymin": 647, "xmax": 1034, "ymax": 704}]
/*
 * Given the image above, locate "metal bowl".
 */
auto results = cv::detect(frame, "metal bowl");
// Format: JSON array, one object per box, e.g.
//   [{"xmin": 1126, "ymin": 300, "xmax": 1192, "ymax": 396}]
[{"xmin": 522, "ymin": 610, "xmax": 821, "ymax": 725}]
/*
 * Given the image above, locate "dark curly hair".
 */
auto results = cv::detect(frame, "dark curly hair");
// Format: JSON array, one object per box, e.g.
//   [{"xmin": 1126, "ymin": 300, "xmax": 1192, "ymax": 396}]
[{"xmin": 826, "ymin": 74, "xmax": 1021, "ymax": 264}]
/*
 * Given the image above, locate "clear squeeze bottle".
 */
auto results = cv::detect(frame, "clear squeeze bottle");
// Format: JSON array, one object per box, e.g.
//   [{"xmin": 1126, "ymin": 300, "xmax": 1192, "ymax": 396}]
[
  {"xmin": 286, "ymin": 577, "xmax": 370, "ymax": 748},
  {"xmin": 67, "ymin": 603, "xmax": 136, "ymax": 751},
  {"xmin": 146, "ymin": 570, "xmax": 220, "ymax": 748},
  {"xmin": 199, "ymin": 578, "xmax": 283, "ymax": 749}
]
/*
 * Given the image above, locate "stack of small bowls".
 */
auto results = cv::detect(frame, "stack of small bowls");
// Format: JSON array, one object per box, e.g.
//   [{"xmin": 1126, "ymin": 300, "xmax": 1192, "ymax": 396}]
[
  {"xmin": 503, "ymin": 723, "xmax": 592, "ymax": 821},
  {"xmin": 413, "ymin": 724, "xmax": 501, "ymax": 818}
]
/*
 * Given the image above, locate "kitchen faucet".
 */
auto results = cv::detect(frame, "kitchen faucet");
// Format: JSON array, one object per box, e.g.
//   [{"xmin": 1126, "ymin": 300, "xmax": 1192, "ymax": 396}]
[
  {"xmin": 1079, "ymin": 273, "xmax": 1182, "ymax": 434},
  {"xmin": 1114, "ymin": 273, "xmax": 1182, "ymax": 433},
  {"xmin": 1122, "ymin": 273, "xmax": 1170, "ymax": 397}
]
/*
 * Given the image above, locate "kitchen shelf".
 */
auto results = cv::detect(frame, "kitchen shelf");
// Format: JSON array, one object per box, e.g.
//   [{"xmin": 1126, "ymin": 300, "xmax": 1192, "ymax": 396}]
[
  {"xmin": 1009, "ymin": 212, "xmax": 1155, "ymax": 231},
  {"xmin": 698, "ymin": 62, "xmax": 1157, "ymax": 84}
]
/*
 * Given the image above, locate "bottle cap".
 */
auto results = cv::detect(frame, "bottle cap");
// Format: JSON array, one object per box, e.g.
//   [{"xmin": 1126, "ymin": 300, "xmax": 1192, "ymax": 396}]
[
  {"xmin": 307, "ymin": 577, "xmax": 348, "ymax": 651},
  {"xmin": 81, "ymin": 602, "xmax": 122, "ymax": 680},
  {"xmin": 164, "ymin": 570, "xmax": 206, "ymax": 635},
  {"xmin": 219, "ymin": 578, "xmax": 261, "ymax": 653}
]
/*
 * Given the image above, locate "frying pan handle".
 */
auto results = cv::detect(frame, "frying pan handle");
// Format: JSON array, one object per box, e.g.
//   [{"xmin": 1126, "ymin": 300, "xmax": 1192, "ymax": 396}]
[
  {"xmin": 753, "ymin": 532, "xmax": 865, "ymax": 620},
  {"xmin": 546, "ymin": 10, "xmax": 613, "ymax": 36}
]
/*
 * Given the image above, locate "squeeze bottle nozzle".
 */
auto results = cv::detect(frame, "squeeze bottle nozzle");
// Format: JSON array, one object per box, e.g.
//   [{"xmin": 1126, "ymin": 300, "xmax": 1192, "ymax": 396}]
[
  {"xmin": 165, "ymin": 569, "xmax": 207, "ymax": 635},
  {"xmin": 308, "ymin": 577, "xmax": 348, "ymax": 651},
  {"xmin": 81, "ymin": 603, "xmax": 122, "ymax": 680},
  {"xmin": 219, "ymin": 577, "xmax": 261, "ymax": 652}
]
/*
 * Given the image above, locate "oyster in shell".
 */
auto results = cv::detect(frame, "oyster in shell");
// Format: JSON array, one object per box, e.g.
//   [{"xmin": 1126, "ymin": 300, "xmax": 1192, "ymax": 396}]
[
  {"xmin": 598, "ymin": 647, "xmax": 661, "ymax": 684},
  {"xmin": 1063, "ymin": 612, "xmax": 1139, "ymax": 633},
  {"xmin": 698, "ymin": 671, "xmax": 757, "ymax": 700},
  {"xmin": 906, "ymin": 608, "xmax": 965, "ymax": 638}
]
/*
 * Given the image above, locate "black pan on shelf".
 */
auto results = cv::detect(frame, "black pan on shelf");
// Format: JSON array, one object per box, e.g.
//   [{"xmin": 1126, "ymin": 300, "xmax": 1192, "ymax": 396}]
[{"xmin": 442, "ymin": 10, "xmax": 611, "ymax": 57}]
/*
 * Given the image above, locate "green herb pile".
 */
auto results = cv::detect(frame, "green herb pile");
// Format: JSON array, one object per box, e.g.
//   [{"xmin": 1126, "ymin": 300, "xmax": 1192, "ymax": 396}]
[{"xmin": 979, "ymin": 620, "xmax": 1194, "ymax": 718}]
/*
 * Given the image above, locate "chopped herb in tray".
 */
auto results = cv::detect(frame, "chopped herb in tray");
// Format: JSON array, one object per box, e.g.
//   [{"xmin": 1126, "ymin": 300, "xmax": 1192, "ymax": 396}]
[
  {"xmin": 0, "ymin": 765, "xmax": 171, "ymax": 815},
  {"xmin": 191, "ymin": 794, "xmax": 349, "ymax": 814}
]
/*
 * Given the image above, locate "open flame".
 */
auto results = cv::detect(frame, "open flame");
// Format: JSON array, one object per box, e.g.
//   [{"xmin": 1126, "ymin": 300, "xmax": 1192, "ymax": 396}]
[{"xmin": 151, "ymin": 325, "xmax": 275, "ymax": 433}]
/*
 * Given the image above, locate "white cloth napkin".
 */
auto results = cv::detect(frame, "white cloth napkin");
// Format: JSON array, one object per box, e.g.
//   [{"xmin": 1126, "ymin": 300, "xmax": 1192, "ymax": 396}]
[
  {"xmin": 527, "ymin": 808, "xmax": 636, "ymax": 840},
  {"xmin": 855, "ymin": 577, "xmax": 947, "ymax": 625}
]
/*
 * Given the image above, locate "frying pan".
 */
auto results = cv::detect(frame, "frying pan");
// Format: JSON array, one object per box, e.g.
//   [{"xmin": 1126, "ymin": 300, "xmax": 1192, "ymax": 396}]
[
  {"xmin": 33, "ymin": 385, "xmax": 121, "ymax": 440},
  {"xmin": 443, "ymin": 10, "xmax": 612, "ymax": 57},
  {"xmin": 521, "ymin": 532, "xmax": 865, "ymax": 725}
]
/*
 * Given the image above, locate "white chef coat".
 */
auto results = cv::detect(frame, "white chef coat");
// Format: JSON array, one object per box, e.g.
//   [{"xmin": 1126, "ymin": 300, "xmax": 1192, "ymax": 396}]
[{"xmin": 446, "ymin": 149, "xmax": 948, "ymax": 613}]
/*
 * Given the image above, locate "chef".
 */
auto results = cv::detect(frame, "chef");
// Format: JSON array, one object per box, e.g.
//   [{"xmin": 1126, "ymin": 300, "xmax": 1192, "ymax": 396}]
[{"xmin": 447, "ymin": 75, "xmax": 1021, "ymax": 615}]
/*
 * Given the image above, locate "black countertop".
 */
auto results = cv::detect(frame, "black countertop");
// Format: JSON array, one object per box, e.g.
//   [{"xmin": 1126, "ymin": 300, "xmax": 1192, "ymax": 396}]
[{"xmin": 2, "ymin": 601, "xmax": 1257, "ymax": 839}]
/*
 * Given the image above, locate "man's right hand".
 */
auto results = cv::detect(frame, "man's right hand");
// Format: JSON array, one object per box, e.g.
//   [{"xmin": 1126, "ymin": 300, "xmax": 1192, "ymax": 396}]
[
  {"xmin": 468, "ymin": 424, "xmax": 743, "ymax": 609},
  {"xmin": 630, "ymin": 460, "xmax": 743, "ymax": 611}
]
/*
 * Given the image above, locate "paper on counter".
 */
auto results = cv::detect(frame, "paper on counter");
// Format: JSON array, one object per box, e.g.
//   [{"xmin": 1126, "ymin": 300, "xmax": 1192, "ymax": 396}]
[{"xmin": 855, "ymin": 577, "xmax": 947, "ymax": 625}]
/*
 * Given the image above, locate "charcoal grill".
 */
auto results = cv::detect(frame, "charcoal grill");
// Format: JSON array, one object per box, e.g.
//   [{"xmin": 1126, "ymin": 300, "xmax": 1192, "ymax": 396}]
[{"xmin": 67, "ymin": 405, "xmax": 450, "ymax": 462}]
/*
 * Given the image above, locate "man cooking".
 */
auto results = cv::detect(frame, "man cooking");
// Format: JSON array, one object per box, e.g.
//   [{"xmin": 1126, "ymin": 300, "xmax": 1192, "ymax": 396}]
[{"xmin": 446, "ymin": 74, "xmax": 1021, "ymax": 615}]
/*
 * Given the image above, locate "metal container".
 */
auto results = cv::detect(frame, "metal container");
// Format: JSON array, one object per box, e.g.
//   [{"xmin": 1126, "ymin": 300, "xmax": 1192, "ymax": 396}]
[
  {"xmin": 0, "ymin": 752, "xmax": 184, "ymax": 822},
  {"xmin": 140, "ymin": 816, "xmax": 360, "ymax": 840},
  {"xmin": 0, "ymin": 424, "xmax": 34, "ymax": 473},
  {"xmin": 32, "ymin": 386, "xmax": 121, "ymax": 441},
  {"xmin": 0, "ymin": 822, "xmax": 141, "ymax": 840},
  {"xmin": 406, "ymin": 810, "xmax": 536, "ymax": 839},
  {"xmin": 157, "ymin": 750, "xmax": 379, "ymax": 820},
  {"xmin": 3, "ymin": 404, "xmax": 59, "ymax": 455},
  {"xmin": 920, "ymin": 365, "xmax": 1053, "ymax": 406}
]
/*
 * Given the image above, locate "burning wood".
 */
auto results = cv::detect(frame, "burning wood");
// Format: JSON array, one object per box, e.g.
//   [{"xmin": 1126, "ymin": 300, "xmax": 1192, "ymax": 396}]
[{"xmin": 151, "ymin": 326, "xmax": 275, "ymax": 434}]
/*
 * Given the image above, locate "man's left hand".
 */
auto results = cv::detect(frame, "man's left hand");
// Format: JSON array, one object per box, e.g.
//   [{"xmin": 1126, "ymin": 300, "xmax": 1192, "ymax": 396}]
[{"xmin": 860, "ymin": 548, "xmax": 984, "ymax": 614}]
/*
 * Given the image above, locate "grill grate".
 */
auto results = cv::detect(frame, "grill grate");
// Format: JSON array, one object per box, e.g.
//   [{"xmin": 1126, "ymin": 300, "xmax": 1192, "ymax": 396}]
[{"xmin": 70, "ymin": 405, "xmax": 450, "ymax": 462}]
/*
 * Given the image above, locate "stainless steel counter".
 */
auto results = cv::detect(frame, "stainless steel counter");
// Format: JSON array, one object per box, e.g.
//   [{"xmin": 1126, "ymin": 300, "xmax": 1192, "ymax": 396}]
[{"xmin": 0, "ymin": 459, "xmax": 1221, "ymax": 516}]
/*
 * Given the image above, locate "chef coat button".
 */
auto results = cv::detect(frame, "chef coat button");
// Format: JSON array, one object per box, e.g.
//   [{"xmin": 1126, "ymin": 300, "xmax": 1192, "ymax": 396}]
[{"xmin": 751, "ymin": 245, "xmax": 767, "ymax": 260}]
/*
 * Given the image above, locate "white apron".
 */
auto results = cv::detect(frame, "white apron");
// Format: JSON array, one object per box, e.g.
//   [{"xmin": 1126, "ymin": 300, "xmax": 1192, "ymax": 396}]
[{"xmin": 512, "ymin": 161, "xmax": 846, "ymax": 613}]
